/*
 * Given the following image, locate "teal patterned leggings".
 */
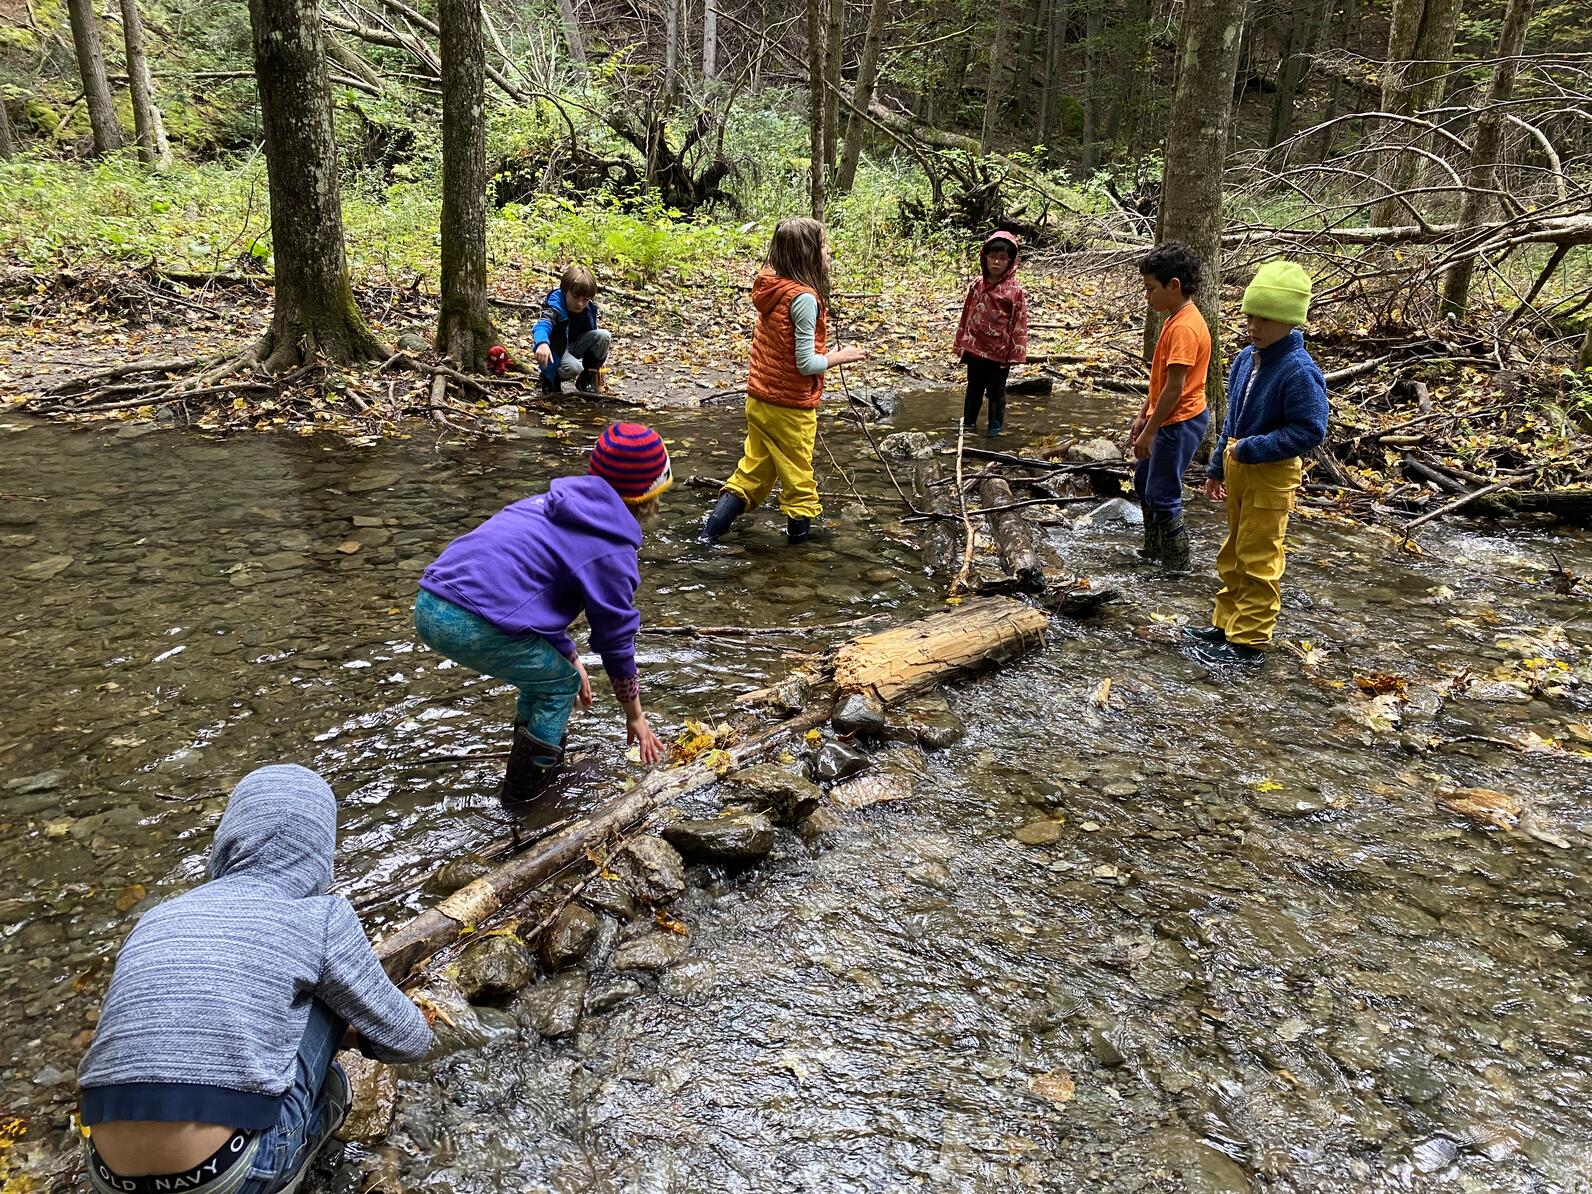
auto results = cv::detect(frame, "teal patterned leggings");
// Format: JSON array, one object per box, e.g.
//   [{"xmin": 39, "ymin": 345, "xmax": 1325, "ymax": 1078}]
[{"xmin": 413, "ymin": 589, "xmax": 580, "ymax": 748}]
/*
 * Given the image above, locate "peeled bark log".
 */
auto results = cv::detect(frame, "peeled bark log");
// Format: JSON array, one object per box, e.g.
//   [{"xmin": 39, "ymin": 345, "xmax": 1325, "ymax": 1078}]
[
  {"xmin": 435, "ymin": 0, "xmax": 495, "ymax": 372},
  {"xmin": 977, "ymin": 475, "xmax": 1046, "ymax": 592},
  {"xmin": 66, "ymin": 0, "xmax": 124, "ymax": 155},
  {"xmin": 248, "ymin": 0, "xmax": 384, "ymax": 372},
  {"xmin": 833, "ymin": 597, "xmax": 1049, "ymax": 704}
]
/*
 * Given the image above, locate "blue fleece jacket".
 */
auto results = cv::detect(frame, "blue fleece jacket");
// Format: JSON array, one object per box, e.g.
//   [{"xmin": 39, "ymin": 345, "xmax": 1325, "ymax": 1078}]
[
  {"xmin": 532, "ymin": 288, "xmax": 601, "ymax": 385},
  {"xmin": 78, "ymin": 765, "xmax": 432, "ymax": 1127},
  {"xmin": 1209, "ymin": 330, "xmax": 1329, "ymax": 480},
  {"xmin": 419, "ymin": 475, "xmax": 642, "ymax": 680}
]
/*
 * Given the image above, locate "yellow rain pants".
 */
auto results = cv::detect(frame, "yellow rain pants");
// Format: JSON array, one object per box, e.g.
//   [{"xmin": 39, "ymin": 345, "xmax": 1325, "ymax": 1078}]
[
  {"xmin": 1210, "ymin": 449, "xmax": 1302, "ymax": 647},
  {"xmin": 721, "ymin": 397, "xmax": 821, "ymax": 519}
]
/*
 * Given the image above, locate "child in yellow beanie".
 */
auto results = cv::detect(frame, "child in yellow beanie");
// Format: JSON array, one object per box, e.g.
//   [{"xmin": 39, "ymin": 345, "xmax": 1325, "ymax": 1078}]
[{"xmin": 1184, "ymin": 261, "xmax": 1328, "ymax": 667}]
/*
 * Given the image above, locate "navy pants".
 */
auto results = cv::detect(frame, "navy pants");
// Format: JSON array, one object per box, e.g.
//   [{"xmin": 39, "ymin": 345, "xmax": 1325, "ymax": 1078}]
[{"xmin": 1134, "ymin": 409, "xmax": 1210, "ymax": 518}]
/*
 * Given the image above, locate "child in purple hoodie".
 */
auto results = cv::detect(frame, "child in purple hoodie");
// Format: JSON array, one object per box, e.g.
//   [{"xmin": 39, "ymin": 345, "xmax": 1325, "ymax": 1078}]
[{"xmin": 415, "ymin": 423, "xmax": 671, "ymax": 800}]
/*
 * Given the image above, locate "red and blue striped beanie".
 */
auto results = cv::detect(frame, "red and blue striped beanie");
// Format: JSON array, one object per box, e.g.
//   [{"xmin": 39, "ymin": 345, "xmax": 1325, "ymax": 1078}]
[{"xmin": 589, "ymin": 423, "xmax": 673, "ymax": 505}]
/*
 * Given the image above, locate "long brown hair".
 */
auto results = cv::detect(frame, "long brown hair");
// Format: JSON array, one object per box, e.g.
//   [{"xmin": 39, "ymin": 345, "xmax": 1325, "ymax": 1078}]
[{"xmin": 766, "ymin": 217, "xmax": 831, "ymax": 307}]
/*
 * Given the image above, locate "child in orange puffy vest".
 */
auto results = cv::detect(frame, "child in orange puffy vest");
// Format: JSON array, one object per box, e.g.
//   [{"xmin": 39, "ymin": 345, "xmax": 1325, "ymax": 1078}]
[
  {"xmin": 953, "ymin": 231, "xmax": 1029, "ymax": 437},
  {"xmin": 701, "ymin": 217, "xmax": 866, "ymax": 545}
]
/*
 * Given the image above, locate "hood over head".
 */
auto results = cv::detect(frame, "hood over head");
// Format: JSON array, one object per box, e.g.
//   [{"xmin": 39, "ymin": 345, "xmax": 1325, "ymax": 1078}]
[
  {"xmin": 543, "ymin": 474, "xmax": 644, "ymax": 549},
  {"xmin": 981, "ymin": 231, "xmax": 1021, "ymax": 282},
  {"xmin": 751, "ymin": 268, "xmax": 813, "ymax": 316},
  {"xmin": 209, "ymin": 764, "xmax": 338, "ymax": 897}
]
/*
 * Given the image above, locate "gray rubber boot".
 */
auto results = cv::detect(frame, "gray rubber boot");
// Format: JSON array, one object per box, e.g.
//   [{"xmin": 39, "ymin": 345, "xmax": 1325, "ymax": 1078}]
[
  {"xmin": 701, "ymin": 492, "xmax": 746, "ymax": 543},
  {"xmin": 1135, "ymin": 507, "xmax": 1162, "ymax": 563}
]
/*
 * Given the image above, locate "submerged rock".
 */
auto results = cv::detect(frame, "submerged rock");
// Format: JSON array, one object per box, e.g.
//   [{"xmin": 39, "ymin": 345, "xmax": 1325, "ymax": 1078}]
[
  {"xmin": 512, "ymin": 971, "xmax": 587, "ymax": 1039},
  {"xmin": 1013, "ymin": 819, "xmax": 1064, "ymax": 845},
  {"xmin": 586, "ymin": 978, "xmax": 643, "ymax": 1015},
  {"xmin": 796, "ymin": 806, "xmax": 848, "ymax": 847},
  {"xmin": 454, "ymin": 934, "xmax": 535, "ymax": 1003},
  {"xmin": 612, "ymin": 930, "xmax": 688, "ymax": 974},
  {"xmin": 580, "ymin": 874, "xmax": 638, "ymax": 921},
  {"xmin": 726, "ymin": 763, "xmax": 822, "ymax": 824},
  {"xmin": 832, "ymin": 691, "xmax": 890, "ymax": 737},
  {"xmin": 663, "ymin": 814, "xmax": 776, "ymax": 865},
  {"xmin": 615, "ymin": 836, "xmax": 686, "ymax": 905},
  {"xmin": 894, "ymin": 692, "xmax": 967, "ymax": 749},
  {"xmin": 334, "ymin": 1052, "xmax": 397, "ymax": 1143},
  {"xmin": 813, "ymin": 742, "xmax": 868, "ymax": 782},
  {"xmin": 538, "ymin": 904, "xmax": 601, "ymax": 971},
  {"xmin": 424, "ymin": 855, "xmax": 495, "ymax": 897}
]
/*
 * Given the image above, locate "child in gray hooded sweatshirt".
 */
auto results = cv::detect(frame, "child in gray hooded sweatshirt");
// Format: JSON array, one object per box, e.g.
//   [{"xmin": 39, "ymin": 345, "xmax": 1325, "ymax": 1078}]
[{"xmin": 77, "ymin": 764, "xmax": 432, "ymax": 1194}]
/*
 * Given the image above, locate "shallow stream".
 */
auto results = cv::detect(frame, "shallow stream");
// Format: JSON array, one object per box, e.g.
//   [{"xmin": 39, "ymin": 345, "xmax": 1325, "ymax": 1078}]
[{"xmin": 3, "ymin": 386, "xmax": 1590, "ymax": 1193}]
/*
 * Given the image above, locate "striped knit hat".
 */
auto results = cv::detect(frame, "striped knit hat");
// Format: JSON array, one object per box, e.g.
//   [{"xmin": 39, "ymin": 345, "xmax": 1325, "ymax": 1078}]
[{"xmin": 589, "ymin": 423, "xmax": 673, "ymax": 505}]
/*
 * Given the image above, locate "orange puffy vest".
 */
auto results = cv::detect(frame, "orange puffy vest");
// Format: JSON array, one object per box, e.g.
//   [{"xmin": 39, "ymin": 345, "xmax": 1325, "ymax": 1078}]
[{"xmin": 747, "ymin": 270, "xmax": 827, "ymax": 411}]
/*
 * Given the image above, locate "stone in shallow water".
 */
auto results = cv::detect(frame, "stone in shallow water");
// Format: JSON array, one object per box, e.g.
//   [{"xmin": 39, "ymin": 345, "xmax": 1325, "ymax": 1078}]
[
  {"xmin": 512, "ymin": 971, "xmax": 586, "ymax": 1039},
  {"xmin": 538, "ymin": 904, "xmax": 601, "ymax": 971},
  {"xmin": 1076, "ymin": 498, "xmax": 1143, "ymax": 528},
  {"xmin": 611, "ymin": 930, "xmax": 687, "ymax": 974},
  {"xmin": 453, "ymin": 934, "xmax": 535, "ymax": 1003},
  {"xmin": 1013, "ymin": 819, "xmax": 1063, "ymax": 845},
  {"xmin": 663, "ymin": 814, "xmax": 775, "ymax": 865},
  {"xmin": 813, "ymin": 742, "xmax": 868, "ymax": 782},
  {"xmin": 832, "ymin": 691, "xmax": 889, "ymax": 737},
  {"xmin": 334, "ymin": 1052, "xmax": 397, "ymax": 1143},
  {"xmin": 723, "ymin": 763, "xmax": 821, "ymax": 824},
  {"xmin": 586, "ymin": 978, "xmax": 643, "ymax": 1014},
  {"xmin": 615, "ymin": 836, "xmax": 686, "ymax": 904},
  {"xmin": 580, "ymin": 875, "xmax": 638, "ymax": 921},
  {"xmin": 19, "ymin": 554, "xmax": 74, "ymax": 582}
]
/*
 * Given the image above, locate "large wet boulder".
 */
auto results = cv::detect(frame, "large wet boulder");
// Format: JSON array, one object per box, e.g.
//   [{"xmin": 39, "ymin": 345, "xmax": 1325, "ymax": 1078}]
[
  {"xmin": 580, "ymin": 874, "xmax": 639, "ymax": 921},
  {"xmin": 1077, "ymin": 497, "xmax": 1143, "ymax": 527},
  {"xmin": 832, "ymin": 691, "xmax": 889, "ymax": 738},
  {"xmin": 1065, "ymin": 436, "xmax": 1122, "ymax": 464},
  {"xmin": 813, "ymin": 741, "xmax": 868, "ymax": 782},
  {"xmin": 615, "ymin": 836, "xmax": 686, "ymax": 905},
  {"xmin": 334, "ymin": 1053, "xmax": 397, "ymax": 1143},
  {"xmin": 538, "ymin": 904, "xmax": 601, "ymax": 971},
  {"xmin": 725, "ymin": 763, "xmax": 822, "ymax": 824},
  {"xmin": 453, "ymin": 933, "xmax": 535, "ymax": 1003},
  {"xmin": 663, "ymin": 813, "xmax": 776, "ymax": 865},
  {"xmin": 879, "ymin": 431, "xmax": 935, "ymax": 459}
]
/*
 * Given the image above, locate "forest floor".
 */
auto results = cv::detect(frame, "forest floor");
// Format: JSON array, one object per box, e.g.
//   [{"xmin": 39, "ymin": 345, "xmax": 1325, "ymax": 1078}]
[{"xmin": 2, "ymin": 257, "xmax": 1588, "ymax": 530}]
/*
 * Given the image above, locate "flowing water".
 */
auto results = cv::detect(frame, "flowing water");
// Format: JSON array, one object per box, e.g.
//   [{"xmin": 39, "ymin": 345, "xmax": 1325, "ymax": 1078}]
[{"xmin": 2, "ymin": 387, "xmax": 1590, "ymax": 1194}]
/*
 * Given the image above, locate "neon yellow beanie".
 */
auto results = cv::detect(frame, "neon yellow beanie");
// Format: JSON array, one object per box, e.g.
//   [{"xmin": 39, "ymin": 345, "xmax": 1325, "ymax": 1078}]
[{"xmin": 1242, "ymin": 261, "xmax": 1313, "ymax": 325}]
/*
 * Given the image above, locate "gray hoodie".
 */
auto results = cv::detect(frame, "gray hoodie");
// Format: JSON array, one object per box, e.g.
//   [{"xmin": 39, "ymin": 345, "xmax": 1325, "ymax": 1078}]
[{"xmin": 78, "ymin": 765, "xmax": 431, "ymax": 1125}]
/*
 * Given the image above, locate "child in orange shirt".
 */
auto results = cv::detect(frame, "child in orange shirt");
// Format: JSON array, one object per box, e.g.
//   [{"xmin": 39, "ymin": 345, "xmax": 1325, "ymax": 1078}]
[{"xmin": 1131, "ymin": 242, "xmax": 1212, "ymax": 574}]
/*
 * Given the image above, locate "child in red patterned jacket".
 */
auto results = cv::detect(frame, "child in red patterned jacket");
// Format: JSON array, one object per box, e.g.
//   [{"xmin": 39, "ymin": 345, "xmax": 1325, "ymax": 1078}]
[{"xmin": 953, "ymin": 231, "xmax": 1029, "ymax": 437}]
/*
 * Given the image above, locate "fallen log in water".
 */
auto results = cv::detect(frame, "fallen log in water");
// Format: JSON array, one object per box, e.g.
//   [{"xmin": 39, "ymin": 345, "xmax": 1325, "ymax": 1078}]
[
  {"xmin": 977, "ymin": 474, "xmax": 1046, "ymax": 593},
  {"xmin": 374, "ymin": 597, "xmax": 1050, "ymax": 983},
  {"xmin": 913, "ymin": 458, "xmax": 963, "ymax": 576}
]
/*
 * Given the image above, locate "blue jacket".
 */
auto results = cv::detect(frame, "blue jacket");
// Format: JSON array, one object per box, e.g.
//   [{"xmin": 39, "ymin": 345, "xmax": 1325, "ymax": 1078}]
[
  {"xmin": 1209, "ymin": 330, "xmax": 1329, "ymax": 480},
  {"xmin": 420, "ymin": 475, "xmax": 642, "ymax": 680},
  {"xmin": 532, "ymin": 288, "xmax": 601, "ymax": 385}
]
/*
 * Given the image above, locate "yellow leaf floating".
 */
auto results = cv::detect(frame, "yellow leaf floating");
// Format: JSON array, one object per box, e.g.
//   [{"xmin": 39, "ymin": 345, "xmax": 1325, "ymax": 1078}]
[{"xmin": 1254, "ymin": 777, "xmax": 1283, "ymax": 793}]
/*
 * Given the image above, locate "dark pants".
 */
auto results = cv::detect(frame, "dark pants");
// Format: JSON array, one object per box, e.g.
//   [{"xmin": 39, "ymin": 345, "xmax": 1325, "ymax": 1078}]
[
  {"xmin": 1134, "ymin": 409, "xmax": 1210, "ymax": 519},
  {"xmin": 962, "ymin": 353, "xmax": 1009, "ymax": 432}
]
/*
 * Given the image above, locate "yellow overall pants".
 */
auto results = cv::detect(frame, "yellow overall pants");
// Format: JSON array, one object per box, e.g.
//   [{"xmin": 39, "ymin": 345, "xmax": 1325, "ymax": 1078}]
[
  {"xmin": 722, "ymin": 397, "xmax": 821, "ymax": 519},
  {"xmin": 1211, "ymin": 449, "xmax": 1302, "ymax": 647}
]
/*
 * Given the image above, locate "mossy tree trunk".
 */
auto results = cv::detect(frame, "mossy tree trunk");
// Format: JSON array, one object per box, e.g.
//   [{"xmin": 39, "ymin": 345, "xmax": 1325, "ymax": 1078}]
[
  {"xmin": 435, "ymin": 0, "xmax": 494, "ymax": 372},
  {"xmin": 979, "ymin": 0, "xmax": 1013, "ymax": 154},
  {"xmin": 1152, "ymin": 0, "xmax": 1247, "ymax": 433},
  {"xmin": 822, "ymin": 0, "xmax": 845, "ymax": 174},
  {"xmin": 807, "ymin": 0, "xmax": 825, "ymax": 216},
  {"xmin": 247, "ymin": 0, "xmax": 384, "ymax": 373},
  {"xmin": 1438, "ymin": 0, "xmax": 1533, "ymax": 319},
  {"xmin": 836, "ymin": 0, "xmax": 888, "ymax": 193},
  {"xmin": 119, "ymin": 0, "xmax": 171, "ymax": 168},
  {"xmin": 66, "ymin": 0, "xmax": 124, "ymax": 156}
]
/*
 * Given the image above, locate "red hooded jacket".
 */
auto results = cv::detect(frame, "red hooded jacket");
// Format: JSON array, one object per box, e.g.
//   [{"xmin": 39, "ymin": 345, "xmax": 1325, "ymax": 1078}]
[{"xmin": 953, "ymin": 232, "xmax": 1029, "ymax": 365}]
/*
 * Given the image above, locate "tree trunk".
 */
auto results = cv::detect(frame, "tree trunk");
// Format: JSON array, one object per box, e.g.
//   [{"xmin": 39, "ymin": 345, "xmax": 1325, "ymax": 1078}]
[
  {"xmin": 836, "ymin": 0, "xmax": 888, "ymax": 192},
  {"xmin": 118, "ymin": 0, "xmax": 171, "ymax": 167},
  {"xmin": 326, "ymin": 33, "xmax": 387, "ymax": 93},
  {"xmin": 823, "ymin": 0, "xmax": 845, "ymax": 173},
  {"xmin": 0, "ymin": 95, "xmax": 16, "ymax": 159},
  {"xmin": 1039, "ymin": 0, "xmax": 1068, "ymax": 156},
  {"xmin": 703, "ymin": 0, "xmax": 718, "ymax": 78},
  {"xmin": 833, "ymin": 597, "xmax": 1050, "ymax": 702},
  {"xmin": 977, "ymin": 475, "xmax": 1046, "ymax": 592},
  {"xmin": 1438, "ymin": 0, "xmax": 1533, "ymax": 319},
  {"xmin": 555, "ymin": 0, "xmax": 588, "ymax": 80},
  {"xmin": 66, "ymin": 0, "xmax": 124, "ymax": 155},
  {"xmin": 1372, "ymin": 0, "xmax": 1463, "ymax": 226},
  {"xmin": 980, "ymin": 0, "xmax": 1014, "ymax": 153},
  {"xmin": 1310, "ymin": 0, "xmax": 1354, "ymax": 161},
  {"xmin": 435, "ymin": 0, "xmax": 494, "ymax": 373},
  {"xmin": 1580, "ymin": 326, "xmax": 1592, "ymax": 372},
  {"xmin": 1080, "ymin": 1, "xmax": 1100, "ymax": 171},
  {"xmin": 1152, "ymin": 0, "xmax": 1247, "ymax": 429},
  {"xmin": 807, "ymin": 0, "xmax": 825, "ymax": 216},
  {"xmin": 1268, "ymin": 0, "xmax": 1328, "ymax": 151},
  {"xmin": 247, "ymin": 0, "xmax": 384, "ymax": 372},
  {"xmin": 665, "ymin": 0, "xmax": 681, "ymax": 102}
]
